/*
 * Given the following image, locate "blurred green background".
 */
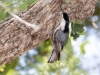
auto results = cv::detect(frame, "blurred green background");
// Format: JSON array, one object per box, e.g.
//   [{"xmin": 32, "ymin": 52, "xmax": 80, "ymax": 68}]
[{"xmin": 0, "ymin": 0, "xmax": 100, "ymax": 75}]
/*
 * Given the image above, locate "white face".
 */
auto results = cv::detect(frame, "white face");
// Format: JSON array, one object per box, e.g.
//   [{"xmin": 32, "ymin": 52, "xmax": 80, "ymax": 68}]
[
  {"xmin": 55, "ymin": 13, "xmax": 71, "ymax": 32},
  {"xmin": 60, "ymin": 17, "xmax": 66, "ymax": 31}
]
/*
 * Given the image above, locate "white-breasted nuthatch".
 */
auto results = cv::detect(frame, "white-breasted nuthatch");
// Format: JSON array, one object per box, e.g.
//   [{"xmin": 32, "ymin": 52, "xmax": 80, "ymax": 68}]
[{"xmin": 48, "ymin": 8, "xmax": 71, "ymax": 63}]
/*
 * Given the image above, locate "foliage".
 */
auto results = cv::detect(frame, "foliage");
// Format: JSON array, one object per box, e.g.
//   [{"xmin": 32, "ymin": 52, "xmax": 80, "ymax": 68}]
[
  {"xmin": 71, "ymin": 21, "xmax": 85, "ymax": 40},
  {"xmin": 0, "ymin": 0, "xmax": 36, "ymax": 21},
  {"xmin": 0, "ymin": 58, "xmax": 19, "ymax": 75},
  {"xmin": 80, "ymin": 41, "xmax": 89, "ymax": 54}
]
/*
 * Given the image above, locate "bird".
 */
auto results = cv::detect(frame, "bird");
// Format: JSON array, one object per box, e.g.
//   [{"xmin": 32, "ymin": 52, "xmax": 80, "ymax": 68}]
[{"xmin": 48, "ymin": 9, "xmax": 71, "ymax": 63}]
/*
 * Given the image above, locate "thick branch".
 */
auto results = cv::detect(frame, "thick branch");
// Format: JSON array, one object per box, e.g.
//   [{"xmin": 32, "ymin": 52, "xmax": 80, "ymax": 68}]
[{"xmin": 0, "ymin": 0, "xmax": 99, "ymax": 65}]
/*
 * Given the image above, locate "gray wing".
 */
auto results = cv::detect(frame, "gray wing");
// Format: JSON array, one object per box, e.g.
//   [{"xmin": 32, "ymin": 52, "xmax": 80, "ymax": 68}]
[
  {"xmin": 53, "ymin": 29, "xmax": 69, "ymax": 51},
  {"xmin": 48, "ymin": 29, "xmax": 69, "ymax": 63}
]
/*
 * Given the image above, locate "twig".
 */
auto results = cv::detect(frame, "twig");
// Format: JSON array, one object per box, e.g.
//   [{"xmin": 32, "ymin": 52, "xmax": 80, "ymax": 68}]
[
  {"xmin": 91, "ymin": 17, "xmax": 98, "ymax": 29},
  {"xmin": 0, "ymin": 1, "xmax": 40, "ymax": 31}
]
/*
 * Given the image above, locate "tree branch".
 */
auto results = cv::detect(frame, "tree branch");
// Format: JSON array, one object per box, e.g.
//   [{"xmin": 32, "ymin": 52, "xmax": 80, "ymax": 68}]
[{"xmin": 0, "ymin": 0, "xmax": 99, "ymax": 65}]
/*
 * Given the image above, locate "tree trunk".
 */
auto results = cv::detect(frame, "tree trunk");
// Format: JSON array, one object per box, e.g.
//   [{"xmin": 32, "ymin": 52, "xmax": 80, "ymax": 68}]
[{"xmin": 0, "ymin": 0, "xmax": 99, "ymax": 65}]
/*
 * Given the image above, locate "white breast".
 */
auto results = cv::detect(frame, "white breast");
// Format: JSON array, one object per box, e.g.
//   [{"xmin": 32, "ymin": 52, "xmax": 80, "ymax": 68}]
[{"xmin": 69, "ymin": 23, "xmax": 71, "ymax": 33}]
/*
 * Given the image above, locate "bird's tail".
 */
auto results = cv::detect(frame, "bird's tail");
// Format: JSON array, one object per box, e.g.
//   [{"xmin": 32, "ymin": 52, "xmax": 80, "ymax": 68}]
[{"xmin": 48, "ymin": 49, "xmax": 60, "ymax": 63}]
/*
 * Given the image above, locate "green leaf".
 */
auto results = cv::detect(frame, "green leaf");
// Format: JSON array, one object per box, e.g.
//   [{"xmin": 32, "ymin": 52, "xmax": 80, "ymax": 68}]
[
  {"xmin": 72, "ymin": 23, "xmax": 84, "ymax": 33},
  {"xmin": 71, "ymin": 32, "xmax": 79, "ymax": 40},
  {"xmin": 18, "ymin": 2, "xmax": 29, "ymax": 11},
  {"xmin": 80, "ymin": 41, "xmax": 90, "ymax": 54},
  {"xmin": 65, "ymin": 0, "xmax": 69, "ymax": 2},
  {"xmin": 27, "ymin": 0, "xmax": 36, "ymax": 4},
  {"xmin": 71, "ymin": 22, "xmax": 84, "ymax": 39}
]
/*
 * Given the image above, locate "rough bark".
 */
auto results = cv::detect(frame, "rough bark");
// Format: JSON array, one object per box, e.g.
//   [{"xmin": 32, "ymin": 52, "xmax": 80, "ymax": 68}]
[{"xmin": 0, "ymin": 0, "xmax": 99, "ymax": 65}]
